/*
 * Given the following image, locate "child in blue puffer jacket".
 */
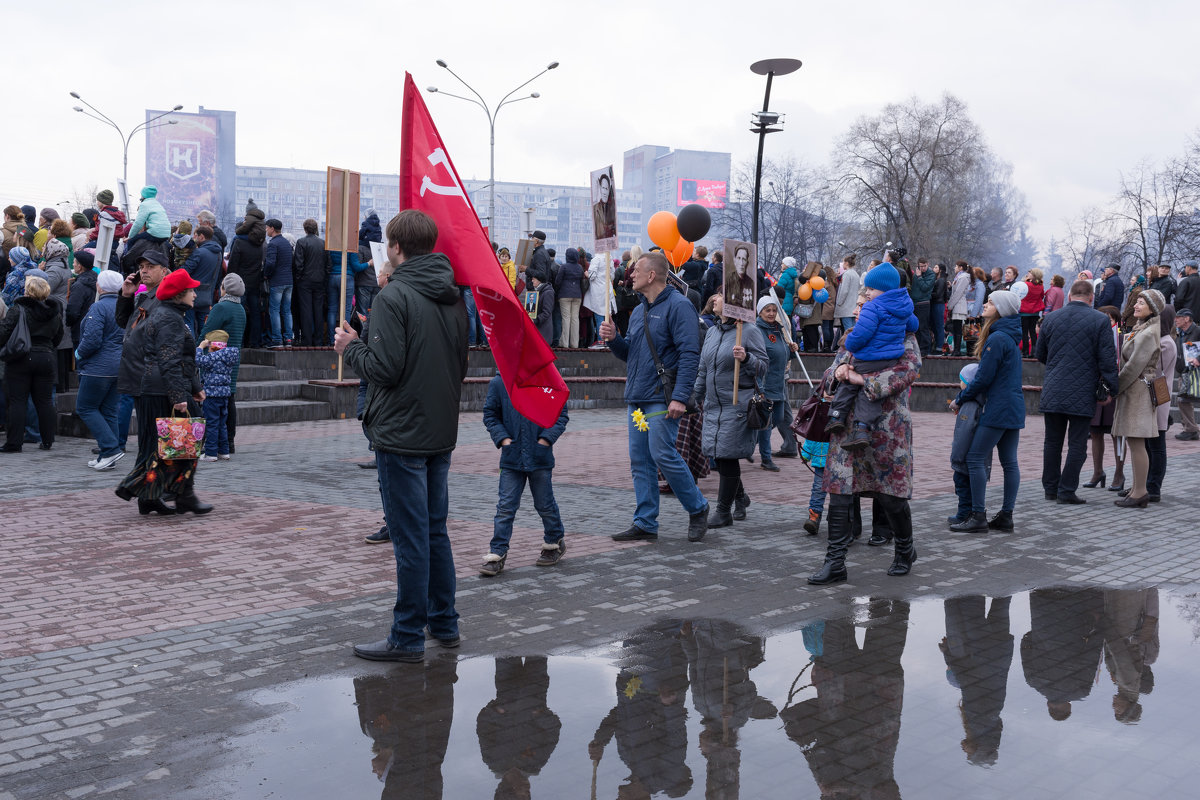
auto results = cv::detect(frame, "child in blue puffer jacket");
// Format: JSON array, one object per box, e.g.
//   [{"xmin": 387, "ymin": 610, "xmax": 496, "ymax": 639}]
[
  {"xmin": 195, "ymin": 329, "xmax": 240, "ymax": 461},
  {"xmin": 826, "ymin": 262, "xmax": 919, "ymax": 449}
]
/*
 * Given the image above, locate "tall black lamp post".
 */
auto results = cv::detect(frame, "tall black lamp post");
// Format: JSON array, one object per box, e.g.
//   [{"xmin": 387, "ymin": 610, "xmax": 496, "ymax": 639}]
[{"xmin": 748, "ymin": 58, "xmax": 801, "ymax": 246}]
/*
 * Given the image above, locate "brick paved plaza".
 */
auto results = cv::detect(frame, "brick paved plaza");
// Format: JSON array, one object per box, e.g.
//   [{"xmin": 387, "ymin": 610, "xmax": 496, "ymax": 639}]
[{"xmin": 2, "ymin": 409, "xmax": 1200, "ymax": 799}]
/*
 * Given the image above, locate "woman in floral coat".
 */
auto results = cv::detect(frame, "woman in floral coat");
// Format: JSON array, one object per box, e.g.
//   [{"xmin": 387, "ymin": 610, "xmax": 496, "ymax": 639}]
[{"xmin": 808, "ymin": 332, "xmax": 921, "ymax": 585}]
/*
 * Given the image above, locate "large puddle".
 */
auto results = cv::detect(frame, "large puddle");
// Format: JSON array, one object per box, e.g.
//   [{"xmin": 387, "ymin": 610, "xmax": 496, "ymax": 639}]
[{"xmin": 191, "ymin": 588, "xmax": 1200, "ymax": 799}]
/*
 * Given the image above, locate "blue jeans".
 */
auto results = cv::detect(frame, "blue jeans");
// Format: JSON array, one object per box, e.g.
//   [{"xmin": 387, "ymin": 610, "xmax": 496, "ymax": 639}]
[
  {"xmin": 76, "ymin": 375, "xmax": 121, "ymax": 457},
  {"xmin": 355, "ymin": 283, "xmax": 380, "ymax": 317},
  {"xmin": 462, "ymin": 287, "xmax": 480, "ymax": 347},
  {"xmin": 627, "ymin": 402, "xmax": 707, "ymax": 532},
  {"xmin": 967, "ymin": 425, "xmax": 1020, "ymax": 513},
  {"xmin": 930, "ymin": 303, "xmax": 946, "ymax": 353},
  {"xmin": 117, "ymin": 393, "xmax": 134, "ymax": 450},
  {"xmin": 490, "ymin": 468, "xmax": 564, "ymax": 556},
  {"xmin": 840, "ymin": 316, "xmax": 856, "ymax": 331},
  {"xmin": 953, "ymin": 468, "xmax": 971, "ymax": 517},
  {"xmin": 202, "ymin": 396, "xmax": 230, "ymax": 456},
  {"xmin": 326, "ymin": 274, "xmax": 354, "ymax": 344},
  {"xmin": 809, "ymin": 465, "xmax": 826, "ymax": 515},
  {"xmin": 269, "ymin": 285, "xmax": 293, "ymax": 345},
  {"xmin": 185, "ymin": 305, "xmax": 211, "ymax": 338},
  {"xmin": 757, "ymin": 398, "xmax": 796, "ymax": 458},
  {"xmin": 375, "ymin": 451, "xmax": 458, "ymax": 652}
]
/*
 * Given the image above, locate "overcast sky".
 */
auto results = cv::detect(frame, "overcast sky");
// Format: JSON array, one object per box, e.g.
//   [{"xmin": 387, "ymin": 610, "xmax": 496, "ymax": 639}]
[{"xmin": 8, "ymin": 0, "xmax": 1198, "ymax": 254}]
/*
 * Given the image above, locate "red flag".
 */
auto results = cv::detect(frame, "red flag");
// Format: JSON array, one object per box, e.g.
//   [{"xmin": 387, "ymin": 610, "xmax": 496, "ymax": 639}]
[{"xmin": 400, "ymin": 73, "xmax": 569, "ymax": 428}]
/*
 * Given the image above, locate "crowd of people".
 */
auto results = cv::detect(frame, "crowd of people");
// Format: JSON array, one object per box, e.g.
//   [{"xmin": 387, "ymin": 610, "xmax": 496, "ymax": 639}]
[{"xmin": 4, "ymin": 187, "xmax": 1200, "ymax": 666}]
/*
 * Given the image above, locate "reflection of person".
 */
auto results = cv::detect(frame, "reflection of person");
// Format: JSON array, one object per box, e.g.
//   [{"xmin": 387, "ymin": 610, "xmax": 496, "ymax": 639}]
[
  {"xmin": 1020, "ymin": 587, "xmax": 1104, "ymax": 721},
  {"xmin": 681, "ymin": 619, "xmax": 777, "ymax": 799},
  {"xmin": 723, "ymin": 246, "xmax": 755, "ymax": 311},
  {"xmin": 939, "ymin": 595, "xmax": 1013, "ymax": 766},
  {"xmin": 355, "ymin": 658, "xmax": 457, "ymax": 798},
  {"xmin": 477, "ymin": 657, "xmax": 561, "ymax": 798},
  {"xmin": 590, "ymin": 620, "xmax": 692, "ymax": 798},
  {"xmin": 782, "ymin": 599, "xmax": 908, "ymax": 799},
  {"xmin": 591, "ymin": 172, "xmax": 617, "ymax": 241},
  {"xmin": 1102, "ymin": 588, "xmax": 1158, "ymax": 724}
]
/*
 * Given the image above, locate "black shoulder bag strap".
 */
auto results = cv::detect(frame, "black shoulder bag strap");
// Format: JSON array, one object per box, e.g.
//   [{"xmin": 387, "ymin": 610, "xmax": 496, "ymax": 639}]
[{"xmin": 642, "ymin": 301, "xmax": 673, "ymax": 406}]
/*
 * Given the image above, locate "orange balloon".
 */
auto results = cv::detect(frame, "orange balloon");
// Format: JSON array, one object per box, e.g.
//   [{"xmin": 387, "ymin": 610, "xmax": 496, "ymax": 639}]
[
  {"xmin": 808, "ymin": 275, "xmax": 826, "ymax": 291},
  {"xmin": 670, "ymin": 239, "xmax": 694, "ymax": 267},
  {"xmin": 796, "ymin": 283, "xmax": 813, "ymax": 301},
  {"xmin": 647, "ymin": 211, "xmax": 681, "ymax": 252}
]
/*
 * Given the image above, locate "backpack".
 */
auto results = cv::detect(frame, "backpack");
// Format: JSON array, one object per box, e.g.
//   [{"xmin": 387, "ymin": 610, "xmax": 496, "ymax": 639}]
[{"xmin": 0, "ymin": 305, "xmax": 31, "ymax": 362}]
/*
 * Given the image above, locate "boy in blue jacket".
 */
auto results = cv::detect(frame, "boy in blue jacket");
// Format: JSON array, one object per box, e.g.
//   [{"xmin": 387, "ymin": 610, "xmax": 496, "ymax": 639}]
[
  {"xmin": 826, "ymin": 262, "xmax": 919, "ymax": 449},
  {"xmin": 481, "ymin": 374, "xmax": 569, "ymax": 576},
  {"xmin": 195, "ymin": 330, "xmax": 240, "ymax": 462}
]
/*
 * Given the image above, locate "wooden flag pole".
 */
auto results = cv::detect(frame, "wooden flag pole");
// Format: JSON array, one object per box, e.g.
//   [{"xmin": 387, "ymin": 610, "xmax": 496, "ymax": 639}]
[
  {"xmin": 337, "ymin": 170, "xmax": 350, "ymax": 382},
  {"xmin": 732, "ymin": 321, "xmax": 743, "ymax": 404},
  {"xmin": 603, "ymin": 251, "xmax": 612, "ymax": 326}
]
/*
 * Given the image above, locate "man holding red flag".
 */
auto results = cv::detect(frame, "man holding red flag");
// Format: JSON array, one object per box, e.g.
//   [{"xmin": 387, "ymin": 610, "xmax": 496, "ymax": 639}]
[
  {"xmin": 399, "ymin": 72, "xmax": 568, "ymax": 428},
  {"xmin": 336, "ymin": 209, "xmax": 468, "ymax": 663}
]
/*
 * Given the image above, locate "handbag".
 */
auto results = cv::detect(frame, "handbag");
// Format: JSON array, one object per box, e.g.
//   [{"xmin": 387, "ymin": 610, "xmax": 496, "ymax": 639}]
[
  {"xmin": 642, "ymin": 305, "xmax": 697, "ymax": 414},
  {"xmin": 1146, "ymin": 345, "xmax": 1171, "ymax": 408},
  {"xmin": 746, "ymin": 379, "xmax": 774, "ymax": 430},
  {"xmin": 791, "ymin": 377, "xmax": 835, "ymax": 443},
  {"xmin": 156, "ymin": 410, "xmax": 206, "ymax": 460},
  {"xmin": 0, "ymin": 305, "xmax": 31, "ymax": 362}
]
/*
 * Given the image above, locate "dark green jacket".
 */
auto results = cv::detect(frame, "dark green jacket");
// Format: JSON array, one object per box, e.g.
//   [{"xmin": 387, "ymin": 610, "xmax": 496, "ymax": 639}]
[
  {"xmin": 344, "ymin": 252, "xmax": 468, "ymax": 456},
  {"xmin": 200, "ymin": 299, "xmax": 247, "ymax": 393},
  {"xmin": 909, "ymin": 269, "xmax": 935, "ymax": 303}
]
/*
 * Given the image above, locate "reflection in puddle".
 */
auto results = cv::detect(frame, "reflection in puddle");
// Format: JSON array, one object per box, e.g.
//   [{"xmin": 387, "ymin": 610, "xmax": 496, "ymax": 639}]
[{"xmin": 203, "ymin": 587, "xmax": 1199, "ymax": 799}]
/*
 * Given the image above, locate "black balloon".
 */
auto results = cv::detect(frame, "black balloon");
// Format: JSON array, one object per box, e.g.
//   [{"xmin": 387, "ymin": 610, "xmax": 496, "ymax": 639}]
[{"xmin": 676, "ymin": 203, "xmax": 711, "ymax": 243}]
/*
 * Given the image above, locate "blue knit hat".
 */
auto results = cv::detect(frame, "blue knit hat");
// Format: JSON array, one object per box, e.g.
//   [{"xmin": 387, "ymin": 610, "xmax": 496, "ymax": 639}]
[
  {"xmin": 864, "ymin": 262, "xmax": 900, "ymax": 292},
  {"xmin": 140, "ymin": 185, "xmax": 158, "ymax": 199},
  {"xmin": 959, "ymin": 363, "xmax": 980, "ymax": 385}
]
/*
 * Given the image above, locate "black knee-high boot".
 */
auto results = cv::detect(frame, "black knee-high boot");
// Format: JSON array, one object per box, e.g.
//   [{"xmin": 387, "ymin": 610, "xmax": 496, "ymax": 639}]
[
  {"xmin": 708, "ymin": 474, "xmax": 738, "ymax": 528},
  {"xmin": 877, "ymin": 494, "xmax": 916, "ymax": 576},
  {"xmin": 733, "ymin": 479, "xmax": 750, "ymax": 520},
  {"xmin": 809, "ymin": 494, "xmax": 853, "ymax": 584}
]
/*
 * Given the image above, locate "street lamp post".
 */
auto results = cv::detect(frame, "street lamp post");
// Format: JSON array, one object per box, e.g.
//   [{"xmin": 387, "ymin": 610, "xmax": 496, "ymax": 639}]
[
  {"xmin": 70, "ymin": 93, "xmax": 183, "ymax": 214},
  {"xmin": 428, "ymin": 59, "xmax": 558, "ymax": 234},
  {"xmin": 748, "ymin": 58, "xmax": 802, "ymax": 247}
]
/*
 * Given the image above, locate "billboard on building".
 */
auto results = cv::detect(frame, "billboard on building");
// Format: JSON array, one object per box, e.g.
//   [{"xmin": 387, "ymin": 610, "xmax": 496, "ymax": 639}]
[
  {"xmin": 145, "ymin": 109, "xmax": 236, "ymax": 227},
  {"xmin": 676, "ymin": 178, "xmax": 726, "ymax": 209}
]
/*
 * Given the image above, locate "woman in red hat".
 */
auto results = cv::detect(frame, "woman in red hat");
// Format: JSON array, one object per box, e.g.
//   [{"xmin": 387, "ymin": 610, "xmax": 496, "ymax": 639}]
[{"xmin": 116, "ymin": 268, "xmax": 213, "ymax": 514}]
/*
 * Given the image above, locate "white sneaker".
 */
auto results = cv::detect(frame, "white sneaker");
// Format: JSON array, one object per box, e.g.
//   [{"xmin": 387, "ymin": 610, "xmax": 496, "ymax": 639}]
[
  {"xmin": 88, "ymin": 457, "xmax": 100, "ymax": 468},
  {"xmin": 198, "ymin": 455, "xmax": 219, "ymax": 462},
  {"xmin": 217, "ymin": 454, "xmax": 231, "ymax": 461},
  {"xmin": 92, "ymin": 451, "xmax": 125, "ymax": 471}
]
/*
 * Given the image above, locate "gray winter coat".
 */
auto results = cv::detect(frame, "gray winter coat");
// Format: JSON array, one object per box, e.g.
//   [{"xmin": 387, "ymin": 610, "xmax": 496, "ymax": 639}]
[
  {"xmin": 692, "ymin": 321, "xmax": 768, "ymax": 459},
  {"xmin": 43, "ymin": 258, "xmax": 74, "ymax": 350}
]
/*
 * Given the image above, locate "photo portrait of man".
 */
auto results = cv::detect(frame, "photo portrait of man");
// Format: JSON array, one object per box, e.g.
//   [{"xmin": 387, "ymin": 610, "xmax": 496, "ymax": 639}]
[
  {"xmin": 722, "ymin": 240, "xmax": 757, "ymax": 322},
  {"xmin": 590, "ymin": 165, "xmax": 618, "ymax": 250}
]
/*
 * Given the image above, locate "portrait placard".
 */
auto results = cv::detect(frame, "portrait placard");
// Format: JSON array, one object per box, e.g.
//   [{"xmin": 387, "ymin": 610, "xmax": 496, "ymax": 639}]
[
  {"xmin": 590, "ymin": 165, "xmax": 618, "ymax": 254},
  {"xmin": 722, "ymin": 239, "xmax": 757, "ymax": 323}
]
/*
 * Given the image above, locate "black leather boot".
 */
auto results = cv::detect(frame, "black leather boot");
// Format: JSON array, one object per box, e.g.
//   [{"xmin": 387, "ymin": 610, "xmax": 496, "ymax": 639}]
[
  {"xmin": 708, "ymin": 504, "xmax": 734, "ymax": 528},
  {"xmin": 807, "ymin": 495, "xmax": 853, "ymax": 585},
  {"xmin": 987, "ymin": 510, "xmax": 1014, "ymax": 531},
  {"xmin": 733, "ymin": 484, "xmax": 750, "ymax": 520},
  {"xmin": 949, "ymin": 511, "xmax": 988, "ymax": 532},
  {"xmin": 877, "ymin": 496, "xmax": 917, "ymax": 576},
  {"xmin": 175, "ymin": 492, "xmax": 213, "ymax": 515},
  {"xmin": 138, "ymin": 498, "xmax": 175, "ymax": 516}
]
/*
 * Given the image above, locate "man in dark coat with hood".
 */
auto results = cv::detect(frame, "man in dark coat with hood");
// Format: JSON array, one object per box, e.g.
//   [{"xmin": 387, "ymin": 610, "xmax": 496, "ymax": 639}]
[
  {"xmin": 336, "ymin": 209, "xmax": 468, "ymax": 663},
  {"xmin": 229, "ymin": 202, "xmax": 266, "ymax": 347}
]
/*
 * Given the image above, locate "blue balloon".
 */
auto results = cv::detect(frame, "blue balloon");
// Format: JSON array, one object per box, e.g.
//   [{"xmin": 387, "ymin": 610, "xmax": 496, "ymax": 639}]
[{"xmin": 813, "ymin": 288, "xmax": 830, "ymax": 304}]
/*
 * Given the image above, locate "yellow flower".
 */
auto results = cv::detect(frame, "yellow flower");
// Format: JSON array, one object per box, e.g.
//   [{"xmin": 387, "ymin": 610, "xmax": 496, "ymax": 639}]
[{"xmin": 631, "ymin": 408, "xmax": 648, "ymax": 432}]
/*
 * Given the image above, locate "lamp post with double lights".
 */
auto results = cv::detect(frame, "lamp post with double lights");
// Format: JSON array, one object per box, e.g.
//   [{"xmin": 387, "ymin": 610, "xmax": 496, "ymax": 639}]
[
  {"xmin": 69, "ymin": 93, "xmax": 183, "ymax": 214},
  {"xmin": 428, "ymin": 59, "xmax": 558, "ymax": 233},
  {"xmin": 748, "ymin": 58, "xmax": 802, "ymax": 247}
]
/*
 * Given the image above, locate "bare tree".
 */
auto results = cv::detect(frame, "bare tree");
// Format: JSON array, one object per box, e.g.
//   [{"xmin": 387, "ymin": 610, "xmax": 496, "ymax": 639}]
[
  {"xmin": 1059, "ymin": 206, "xmax": 1127, "ymax": 277},
  {"xmin": 1111, "ymin": 157, "xmax": 1200, "ymax": 270}
]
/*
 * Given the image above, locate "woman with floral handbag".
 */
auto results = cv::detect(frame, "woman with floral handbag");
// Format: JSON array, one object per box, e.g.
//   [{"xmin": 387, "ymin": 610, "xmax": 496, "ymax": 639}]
[{"xmin": 115, "ymin": 269, "xmax": 213, "ymax": 515}]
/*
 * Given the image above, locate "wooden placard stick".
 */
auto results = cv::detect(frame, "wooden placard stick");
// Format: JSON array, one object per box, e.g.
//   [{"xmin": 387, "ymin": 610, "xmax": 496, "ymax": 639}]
[
  {"xmin": 603, "ymin": 251, "xmax": 612, "ymax": 326},
  {"xmin": 337, "ymin": 173, "xmax": 350, "ymax": 382}
]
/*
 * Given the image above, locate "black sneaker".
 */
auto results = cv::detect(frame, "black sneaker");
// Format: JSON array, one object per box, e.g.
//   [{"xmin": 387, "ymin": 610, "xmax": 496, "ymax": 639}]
[
  {"xmin": 772, "ymin": 450, "xmax": 798, "ymax": 458},
  {"xmin": 364, "ymin": 526, "xmax": 390, "ymax": 544},
  {"xmin": 536, "ymin": 540, "xmax": 566, "ymax": 566},
  {"xmin": 612, "ymin": 525, "xmax": 657, "ymax": 542},
  {"xmin": 480, "ymin": 553, "xmax": 506, "ymax": 577}
]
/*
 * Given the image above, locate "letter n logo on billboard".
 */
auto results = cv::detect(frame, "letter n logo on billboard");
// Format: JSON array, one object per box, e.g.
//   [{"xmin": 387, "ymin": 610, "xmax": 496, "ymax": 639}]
[{"xmin": 166, "ymin": 140, "xmax": 201, "ymax": 180}]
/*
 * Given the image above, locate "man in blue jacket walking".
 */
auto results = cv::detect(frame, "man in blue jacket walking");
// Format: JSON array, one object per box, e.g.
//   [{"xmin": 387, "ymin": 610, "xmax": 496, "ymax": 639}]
[{"xmin": 599, "ymin": 251, "xmax": 709, "ymax": 543}]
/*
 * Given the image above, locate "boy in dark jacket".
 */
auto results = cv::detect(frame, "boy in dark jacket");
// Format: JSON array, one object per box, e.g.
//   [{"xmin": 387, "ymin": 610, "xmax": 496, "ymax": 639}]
[
  {"xmin": 195, "ymin": 329, "xmax": 240, "ymax": 461},
  {"xmin": 948, "ymin": 363, "xmax": 987, "ymax": 525},
  {"xmin": 827, "ymin": 262, "xmax": 920, "ymax": 449},
  {"xmin": 480, "ymin": 374, "xmax": 569, "ymax": 576}
]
